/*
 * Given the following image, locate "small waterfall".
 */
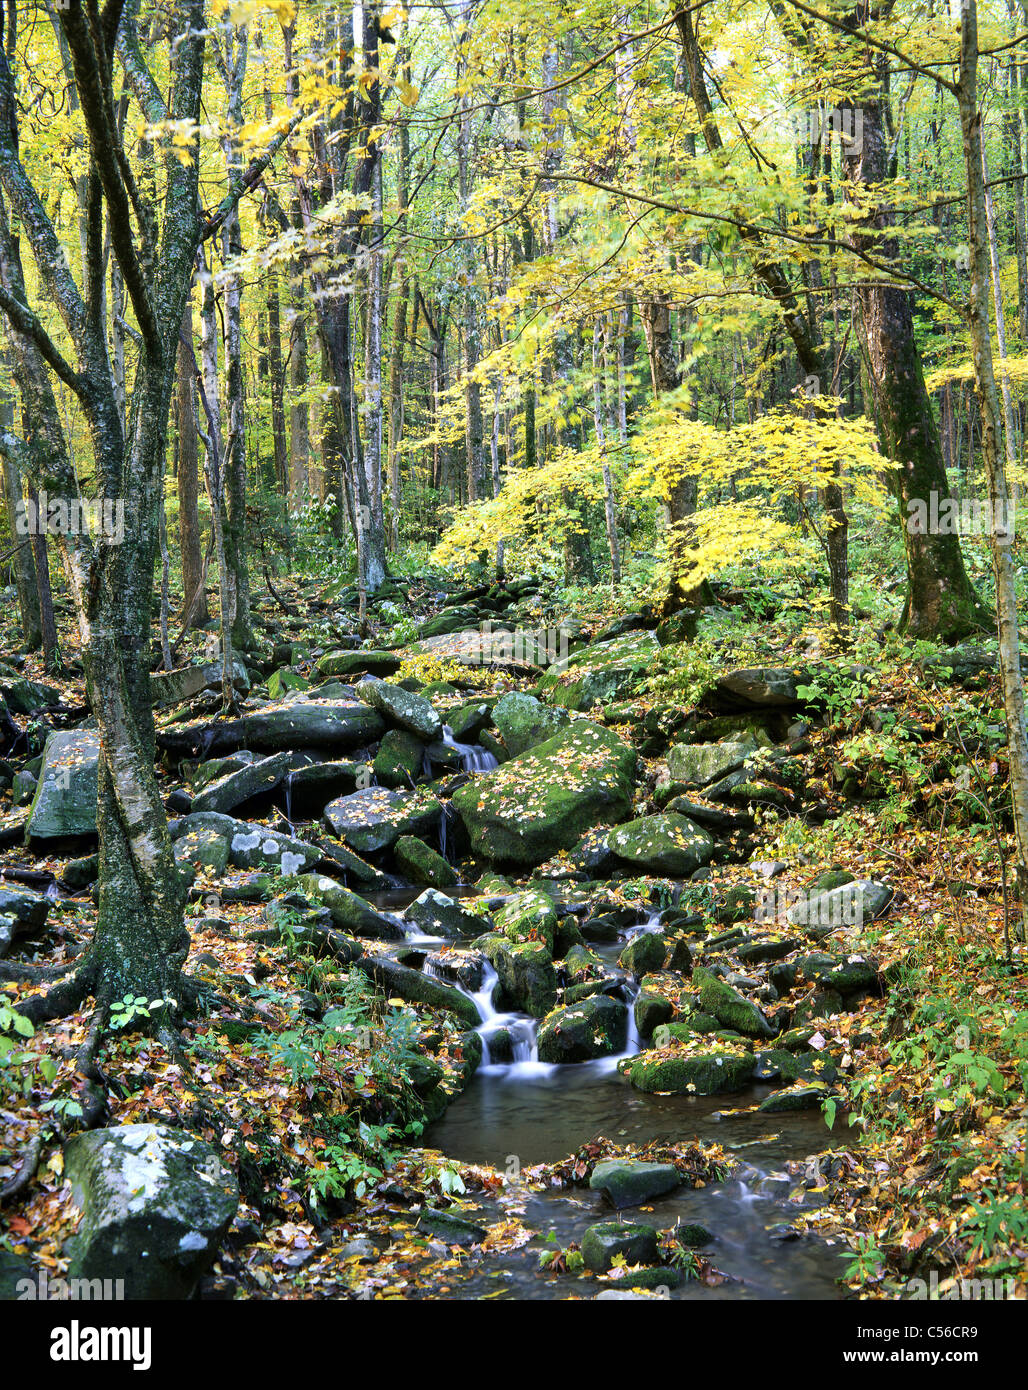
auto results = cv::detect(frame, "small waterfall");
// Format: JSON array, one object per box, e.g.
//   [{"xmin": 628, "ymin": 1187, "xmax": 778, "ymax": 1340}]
[
  {"xmin": 283, "ymin": 770, "xmax": 296, "ymax": 830},
  {"xmin": 438, "ymin": 802, "xmax": 457, "ymax": 862},
  {"xmin": 440, "ymin": 725, "xmax": 499, "ymax": 774},
  {"xmin": 626, "ymin": 909, "xmax": 664, "ymax": 939},
  {"xmin": 453, "ymin": 963, "xmax": 548, "ymax": 1074}
]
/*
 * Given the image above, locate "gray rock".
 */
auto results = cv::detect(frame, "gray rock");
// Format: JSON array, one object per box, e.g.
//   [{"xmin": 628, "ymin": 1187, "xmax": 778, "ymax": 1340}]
[
  {"xmin": 581, "ymin": 1220, "xmax": 660, "ymax": 1273},
  {"xmin": 157, "ymin": 698, "xmax": 384, "ymax": 757},
  {"xmin": 589, "ymin": 1160, "xmax": 681, "ymax": 1210},
  {"xmin": 151, "ymin": 660, "xmax": 249, "ymax": 706},
  {"xmin": 64, "ymin": 1124, "xmax": 238, "ymax": 1299},
  {"xmin": 357, "ymin": 678, "xmax": 441, "ymax": 741},
  {"xmin": 26, "ymin": 729, "xmax": 100, "ymax": 840},
  {"xmin": 191, "ymin": 751, "xmax": 297, "ymax": 814},
  {"xmin": 492, "ymin": 692, "xmax": 569, "ymax": 756},
  {"xmin": 787, "ymin": 879, "xmax": 892, "ymax": 931},
  {"xmin": 405, "ymin": 889, "xmax": 483, "ymax": 938},
  {"xmin": 608, "ymin": 813, "xmax": 715, "ymax": 877},
  {"xmin": 666, "ymin": 738, "xmax": 756, "ymax": 787},
  {"xmin": 297, "ymin": 873, "xmax": 404, "ymax": 939},
  {"xmin": 537, "ymin": 995, "xmax": 628, "ymax": 1063},
  {"xmin": 715, "ymin": 666, "xmax": 811, "ymax": 707},
  {"xmin": 324, "ymin": 786, "xmax": 441, "ymax": 854}
]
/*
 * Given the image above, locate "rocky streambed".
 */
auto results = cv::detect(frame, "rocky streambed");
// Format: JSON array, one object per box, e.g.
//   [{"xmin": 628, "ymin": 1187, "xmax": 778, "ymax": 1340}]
[{"xmin": 0, "ymin": 578, "xmax": 902, "ymax": 1299}]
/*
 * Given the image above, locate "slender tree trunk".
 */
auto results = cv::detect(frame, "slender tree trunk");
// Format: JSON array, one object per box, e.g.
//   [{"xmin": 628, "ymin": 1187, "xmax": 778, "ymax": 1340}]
[
  {"xmin": 0, "ymin": 374, "xmax": 41, "ymax": 648},
  {"xmin": 176, "ymin": 303, "xmax": 208, "ymax": 626},
  {"xmin": 593, "ymin": 318, "xmax": 622, "ymax": 586},
  {"xmin": 841, "ymin": 67, "xmax": 988, "ymax": 639},
  {"xmin": 960, "ymin": 0, "xmax": 1028, "ymax": 943},
  {"xmin": 24, "ymin": 481, "xmax": 57, "ymax": 671},
  {"xmin": 220, "ymin": 23, "xmax": 252, "ymax": 650}
]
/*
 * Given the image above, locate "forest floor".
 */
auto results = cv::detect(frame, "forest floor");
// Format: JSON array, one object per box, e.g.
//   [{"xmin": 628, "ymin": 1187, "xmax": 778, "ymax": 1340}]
[{"xmin": 1, "ymin": 565, "xmax": 1026, "ymax": 1302}]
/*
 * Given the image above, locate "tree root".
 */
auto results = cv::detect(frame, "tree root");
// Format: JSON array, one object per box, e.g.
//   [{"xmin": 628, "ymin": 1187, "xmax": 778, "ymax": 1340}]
[
  {"xmin": 0, "ymin": 947, "xmax": 87, "ymax": 985},
  {"xmin": 13, "ymin": 957, "xmax": 96, "ymax": 1027},
  {"xmin": 0, "ymin": 1135, "xmax": 42, "ymax": 1206},
  {"xmin": 73, "ymin": 1004, "xmax": 109, "ymax": 1131}
]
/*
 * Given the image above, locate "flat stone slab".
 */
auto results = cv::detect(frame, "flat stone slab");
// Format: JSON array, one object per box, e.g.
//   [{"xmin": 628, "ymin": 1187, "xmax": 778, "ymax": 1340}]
[
  {"xmin": 26, "ymin": 729, "xmax": 100, "ymax": 841},
  {"xmin": 157, "ymin": 698, "xmax": 384, "ymax": 757},
  {"xmin": 589, "ymin": 1160, "xmax": 682, "ymax": 1210}
]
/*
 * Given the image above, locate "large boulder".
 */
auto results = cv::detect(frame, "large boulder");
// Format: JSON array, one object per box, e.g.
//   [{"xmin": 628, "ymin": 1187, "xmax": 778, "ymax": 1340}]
[
  {"xmin": 316, "ymin": 649, "xmax": 402, "ymax": 679},
  {"xmin": 589, "ymin": 1160, "xmax": 681, "ymax": 1210},
  {"xmin": 538, "ymin": 631, "xmax": 658, "ymax": 711},
  {"xmin": 451, "ymin": 721, "xmax": 636, "ymax": 868},
  {"xmin": 157, "ymin": 697, "xmax": 384, "ymax": 757},
  {"xmin": 481, "ymin": 936, "xmax": 557, "ymax": 1017},
  {"xmin": 373, "ymin": 729, "xmax": 426, "ymax": 788},
  {"xmin": 169, "ymin": 812, "xmax": 320, "ymax": 876},
  {"xmin": 694, "ymin": 966, "xmax": 776, "ymax": 1039},
  {"xmin": 26, "ymin": 729, "xmax": 100, "ymax": 841},
  {"xmin": 393, "ymin": 836, "xmax": 458, "ymax": 888},
  {"xmin": 296, "ymin": 874, "xmax": 404, "ymax": 939},
  {"xmin": 0, "ymin": 884, "xmax": 50, "ymax": 958},
  {"xmin": 151, "ymin": 660, "xmax": 249, "ymax": 706},
  {"xmin": 492, "ymin": 692, "xmax": 569, "ymax": 757},
  {"xmin": 787, "ymin": 879, "xmax": 893, "ymax": 932},
  {"xmin": 0, "ymin": 673, "xmax": 59, "ymax": 715},
  {"xmin": 608, "ymin": 813, "xmax": 714, "ymax": 877},
  {"xmin": 357, "ymin": 679, "xmax": 442, "ymax": 741},
  {"xmin": 355, "ymin": 956, "xmax": 481, "ymax": 1027},
  {"xmin": 278, "ymin": 760, "xmax": 363, "ymax": 813},
  {"xmin": 714, "ymin": 667, "xmax": 810, "ymax": 709},
  {"xmin": 405, "ymin": 889, "xmax": 483, "ymax": 938},
  {"xmin": 627, "ymin": 1049, "xmax": 756, "ymax": 1095},
  {"xmin": 324, "ymin": 786, "xmax": 441, "ymax": 854},
  {"xmin": 497, "ymin": 889, "xmax": 559, "ymax": 950},
  {"xmin": 190, "ymin": 751, "xmax": 297, "ymax": 814},
  {"xmin": 537, "ymin": 995, "xmax": 628, "ymax": 1063},
  {"xmin": 666, "ymin": 738, "xmax": 756, "ymax": 788},
  {"xmin": 64, "ymin": 1124, "xmax": 238, "ymax": 1299}
]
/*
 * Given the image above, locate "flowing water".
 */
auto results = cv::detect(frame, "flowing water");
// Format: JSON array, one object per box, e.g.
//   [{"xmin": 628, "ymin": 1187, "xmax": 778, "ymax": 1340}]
[
  {"xmin": 418, "ymin": 912, "xmax": 850, "ymax": 1301},
  {"xmin": 439, "ymin": 725, "xmax": 500, "ymax": 773}
]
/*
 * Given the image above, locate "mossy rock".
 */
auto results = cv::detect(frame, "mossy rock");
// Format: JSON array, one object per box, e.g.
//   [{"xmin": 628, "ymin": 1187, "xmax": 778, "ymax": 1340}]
[
  {"xmin": 563, "ymin": 942, "xmax": 607, "ymax": 983},
  {"xmin": 480, "ymin": 937, "xmax": 557, "ymax": 1017},
  {"xmin": 538, "ymin": 632, "xmax": 659, "ymax": 712},
  {"xmin": 694, "ymin": 966, "xmax": 775, "ymax": 1039},
  {"xmin": 634, "ymin": 990, "xmax": 673, "ymax": 1039},
  {"xmin": 581, "ymin": 1220, "xmax": 660, "ymax": 1273},
  {"xmin": 537, "ymin": 994, "xmax": 628, "ymax": 1063},
  {"xmin": 757, "ymin": 1085, "xmax": 826, "ymax": 1113},
  {"xmin": 608, "ymin": 813, "xmax": 714, "ymax": 877},
  {"xmin": 618, "ymin": 931, "xmax": 668, "ymax": 977},
  {"xmin": 628, "ymin": 1049, "xmax": 755, "ymax": 1094},
  {"xmin": 589, "ymin": 1159, "xmax": 681, "ymax": 1209},
  {"xmin": 497, "ymin": 889, "xmax": 559, "ymax": 950},
  {"xmin": 393, "ymin": 835, "xmax": 458, "ymax": 888},
  {"xmin": 373, "ymin": 729, "xmax": 426, "ymax": 788},
  {"xmin": 451, "ymin": 721, "xmax": 637, "ymax": 868},
  {"xmin": 492, "ymin": 692, "xmax": 570, "ymax": 756}
]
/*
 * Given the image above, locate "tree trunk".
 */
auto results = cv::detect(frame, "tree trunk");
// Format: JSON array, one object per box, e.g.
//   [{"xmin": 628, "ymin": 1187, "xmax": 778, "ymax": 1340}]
[
  {"xmin": 176, "ymin": 303, "xmax": 208, "ymax": 626},
  {"xmin": 0, "ymin": 373, "xmax": 41, "ymax": 649},
  {"xmin": 220, "ymin": 22, "xmax": 252, "ymax": 650},
  {"xmin": 842, "ymin": 77, "xmax": 988, "ymax": 640},
  {"xmin": 960, "ymin": 0, "xmax": 1028, "ymax": 942}
]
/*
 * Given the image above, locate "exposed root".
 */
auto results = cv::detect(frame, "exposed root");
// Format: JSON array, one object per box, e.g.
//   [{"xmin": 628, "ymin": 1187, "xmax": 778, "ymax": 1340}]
[
  {"xmin": 73, "ymin": 1004, "xmax": 109, "ymax": 1131},
  {"xmin": 0, "ymin": 948, "xmax": 87, "ymax": 985},
  {"xmin": 14, "ymin": 958, "xmax": 96, "ymax": 1027},
  {"xmin": 0, "ymin": 1135, "xmax": 42, "ymax": 1206}
]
